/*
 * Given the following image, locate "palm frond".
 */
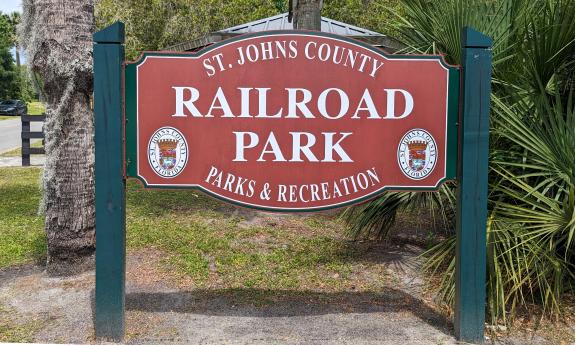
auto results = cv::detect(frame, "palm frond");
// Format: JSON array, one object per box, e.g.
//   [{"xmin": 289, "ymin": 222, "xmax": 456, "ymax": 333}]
[{"xmin": 346, "ymin": 0, "xmax": 575, "ymax": 324}]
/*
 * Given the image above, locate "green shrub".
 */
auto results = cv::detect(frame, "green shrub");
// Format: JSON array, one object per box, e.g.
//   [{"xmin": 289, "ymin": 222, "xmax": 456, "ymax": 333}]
[{"xmin": 344, "ymin": 0, "xmax": 575, "ymax": 324}]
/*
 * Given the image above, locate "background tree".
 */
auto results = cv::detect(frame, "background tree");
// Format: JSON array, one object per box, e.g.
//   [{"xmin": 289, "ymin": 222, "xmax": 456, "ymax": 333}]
[
  {"xmin": 96, "ymin": 0, "xmax": 280, "ymax": 60},
  {"xmin": 0, "ymin": 48, "xmax": 18, "ymax": 100},
  {"xmin": 6, "ymin": 12, "xmax": 27, "ymax": 101},
  {"xmin": 7, "ymin": 12, "xmax": 21, "ymax": 70},
  {"xmin": 321, "ymin": 0, "xmax": 403, "ymax": 37},
  {"xmin": 0, "ymin": 13, "xmax": 12, "ymax": 48},
  {"xmin": 96, "ymin": 0, "xmax": 401, "ymax": 60},
  {"xmin": 0, "ymin": 11, "xmax": 35, "ymax": 102},
  {"xmin": 20, "ymin": 0, "xmax": 96, "ymax": 275},
  {"xmin": 289, "ymin": 0, "xmax": 322, "ymax": 30},
  {"xmin": 0, "ymin": 12, "xmax": 18, "ymax": 100}
]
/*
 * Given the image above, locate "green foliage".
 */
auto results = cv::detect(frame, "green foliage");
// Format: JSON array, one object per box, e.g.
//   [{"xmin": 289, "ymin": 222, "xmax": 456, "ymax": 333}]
[
  {"xmin": 0, "ymin": 11, "xmax": 31, "ymax": 102},
  {"xmin": 343, "ymin": 184, "xmax": 455, "ymax": 240},
  {"xmin": 272, "ymin": 0, "xmax": 287, "ymax": 12},
  {"xmin": 0, "ymin": 47, "xmax": 19, "ymax": 100},
  {"xmin": 488, "ymin": 91, "xmax": 575, "ymax": 320},
  {"xmin": 388, "ymin": 0, "xmax": 522, "ymax": 64},
  {"xmin": 321, "ymin": 0, "xmax": 403, "ymax": 38},
  {"xmin": 4, "ymin": 12, "xmax": 19, "ymax": 49},
  {"xmin": 95, "ymin": 0, "xmax": 403, "ymax": 60},
  {"xmin": 26, "ymin": 101, "xmax": 45, "ymax": 115},
  {"xmin": 343, "ymin": 0, "xmax": 575, "ymax": 324},
  {"xmin": 0, "ymin": 12, "xmax": 18, "ymax": 100},
  {"xmin": 0, "ymin": 11, "xmax": 19, "ymax": 49},
  {"xmin": 519, "ymin": 0, "xmax": 575, "ymax": 97},
  {"xmin": 96, "ymin": 0, "xmax": 281, "ymax": 60},
  {"xmin": 17, "ymin": 67, "xmax": 36, "ymax": 103},
  {"xmin": 0, "ymin": 13, "xmax": 12, "ymax": 48}
]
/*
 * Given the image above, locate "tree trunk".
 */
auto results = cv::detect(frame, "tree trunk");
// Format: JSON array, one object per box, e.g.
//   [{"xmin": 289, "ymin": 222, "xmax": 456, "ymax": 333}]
[
  {"xmin": 15, "ymin": 45, "xmax": 23, "ymax": 101},
  {"xmin": 15, "ymin": 46, "xmax": 20, "ymax": 69},
  {"xmin": 291, "ymin": 0, "xmax": 323, "ymax": 30},
  {"xmin": 19, "ymin": 0, "xmax": 96, "ymax": 276}
]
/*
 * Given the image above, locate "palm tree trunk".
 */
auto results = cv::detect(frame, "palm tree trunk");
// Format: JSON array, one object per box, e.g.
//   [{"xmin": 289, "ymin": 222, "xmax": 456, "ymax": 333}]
[
  {"xmin": 292, "ymin": 0, "xmax": 323, "ymax": 30},
  {"xmin": 19, "ymin": 0, "xmax": 95, "ymax": 276}
]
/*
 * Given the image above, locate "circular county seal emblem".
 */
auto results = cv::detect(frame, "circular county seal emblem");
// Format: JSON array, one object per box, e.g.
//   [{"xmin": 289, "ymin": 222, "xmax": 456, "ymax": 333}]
[
  {"xmin": 397, "ymin": 129, "xmax": 437, "ymax": 180},
  {"xmin": 148, "ymin": 127, "xmax": 188, "ymax": 178}
]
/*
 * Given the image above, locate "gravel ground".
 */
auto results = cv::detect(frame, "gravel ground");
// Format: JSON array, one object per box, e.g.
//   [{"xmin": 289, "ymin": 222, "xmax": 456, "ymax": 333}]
[{"xmin": 0, "ymin": 244, "xmax": 569, "ymax": 345}]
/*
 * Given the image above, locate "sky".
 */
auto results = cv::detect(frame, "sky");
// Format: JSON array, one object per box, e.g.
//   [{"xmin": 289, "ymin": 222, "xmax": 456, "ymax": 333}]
[
  {"xmin": 0, "ymin": 0, "xmax": 21, "ymax": 14},
  {"xmin": 0, "ymin": 0, "xmax": 24, "ymax": 63}
]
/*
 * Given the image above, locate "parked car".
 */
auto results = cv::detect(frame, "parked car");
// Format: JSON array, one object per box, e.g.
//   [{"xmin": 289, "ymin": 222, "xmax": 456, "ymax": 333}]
[{"xmin": 0, "ymin": 100, "xmax": 27, "ymax": 116}]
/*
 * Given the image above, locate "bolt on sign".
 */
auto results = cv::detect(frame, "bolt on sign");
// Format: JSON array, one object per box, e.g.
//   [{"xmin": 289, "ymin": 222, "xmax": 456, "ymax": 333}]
[{"xmin": 125, "ymin": 31, "xmax": 459, "ymax": 211}]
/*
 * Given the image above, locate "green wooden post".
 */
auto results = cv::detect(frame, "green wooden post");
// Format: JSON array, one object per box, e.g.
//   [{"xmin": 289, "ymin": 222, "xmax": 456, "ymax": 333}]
[
  {"xmin": 455, "ymin": 27, "xmax": 493, "ymax": 344},
  {"xmin": 93, "ymin": 22, "xmax": 126, "ymax": 341}
]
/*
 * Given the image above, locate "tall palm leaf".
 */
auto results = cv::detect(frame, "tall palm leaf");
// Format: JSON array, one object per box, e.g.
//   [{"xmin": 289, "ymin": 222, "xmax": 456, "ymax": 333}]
[
  {"xmin": 343, "ymin": 185, "xmax": 455, "ymax": 240},
  {"xmin": 421, "ymin": 90, "xmax": 575, "ymax": 323},
  {"xmin": 345, "ymin": 0, "xmax": 575, "ymax": 324},
  {"xmin": 344, "ymin": 0, "xmax": 527, "ymax": 240}
]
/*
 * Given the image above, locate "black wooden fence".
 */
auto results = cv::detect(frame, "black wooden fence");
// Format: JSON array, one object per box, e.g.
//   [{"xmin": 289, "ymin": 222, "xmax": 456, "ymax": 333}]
[{"xmin": 21, "ymin": 114, "xmax": 46, "ymax": 166}]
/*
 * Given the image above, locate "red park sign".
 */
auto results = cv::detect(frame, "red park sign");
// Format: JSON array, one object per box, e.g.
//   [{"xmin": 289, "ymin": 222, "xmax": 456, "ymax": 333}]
[{"xmin": 125, "ymin": 31, "xmax": 459, "ymax": 211}]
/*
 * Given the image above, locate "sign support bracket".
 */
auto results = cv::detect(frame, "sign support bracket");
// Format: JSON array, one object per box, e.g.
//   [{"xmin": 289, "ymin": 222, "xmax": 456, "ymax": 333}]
[
  {"xmin": 455, "ymin": 27, "xmax": 493, "ymax": 344},
  {"xmin": 94, "ymin": 22, "xmax": 126, "ymax": 341}
]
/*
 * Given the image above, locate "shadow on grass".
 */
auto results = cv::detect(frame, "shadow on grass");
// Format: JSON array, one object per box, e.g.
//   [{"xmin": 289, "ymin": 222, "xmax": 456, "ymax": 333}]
[
  {"xmin": 125, "ymin": 179, "xmax": 334, "ymax": 221},
  {"xmin": 124, "ymin": 288, "xmax": 452, "ymax": 336},
  {"xmin": 125, "ymin": 180, "xmax": 225, "ymax": 216},
  {"xmin": 0, "ymin": 264, "xmax": 43, "ymax": 288}
]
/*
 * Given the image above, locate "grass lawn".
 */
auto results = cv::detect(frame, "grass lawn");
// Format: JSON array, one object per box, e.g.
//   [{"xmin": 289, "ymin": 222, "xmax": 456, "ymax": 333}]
[
  {"xmin": 126, "ymin": 183, "xmax": 361, "ymax": 291},
  {"xmin": 0, "ymin": 168, "xmax": 45, "ymax": 268},
  {"xmin": 27, "ymin": 101, "xmax": 45, "ymax": 115},
  {"xmin": 2, "ymin": 168, "xmax": 575, "ymax": 345},
  {"xmin": 0, "ymin": 167, "xmax": 381, "ymax": 292}
]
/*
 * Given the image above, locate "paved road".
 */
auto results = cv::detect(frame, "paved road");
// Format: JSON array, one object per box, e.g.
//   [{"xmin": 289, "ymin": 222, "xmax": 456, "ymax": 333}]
[
  {"xmin": 0, "ymin": 117, "xmax": 43, "ymax": 153},
  {"xmin": 0, "ymin": 155, "xmax": 45, "ymax": 167}
]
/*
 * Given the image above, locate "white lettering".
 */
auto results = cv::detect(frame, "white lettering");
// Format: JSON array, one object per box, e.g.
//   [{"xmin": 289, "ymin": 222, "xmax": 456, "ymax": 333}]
[
  {"xmin": 318, "ymin": 88, "xmax": 349, "ymax": 119},
  {"xmin": 351, "ymin": 89, "xmax": 380, "ymax": 119},
  {"xmin": 285, "ymin": 88, "xmax": 314, "ymax": 118},
  {"xmin": 207, "ymin": 87, "xmax": 234, "ymax": 117},
  {"xmin": 172, "ymin": 86, "xmax": 201, "ymax": 117},
  {"xmin": 384, "ymin": 89, "xmax": 414, "ymax": 119},
  {"xmin": 323, "ymin": 132, "xmax": 353, "ymax": 162},
  {"xmin": 233, "ymin": 132, "xmax": 259, "ymax": 161},
  {"xmin": 291, "ymin": 132, "xmax": 318, "ymax": 162},
  {"xmin": 257, "ymin": 132, "xmax": 286, "ymax": 161}
]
